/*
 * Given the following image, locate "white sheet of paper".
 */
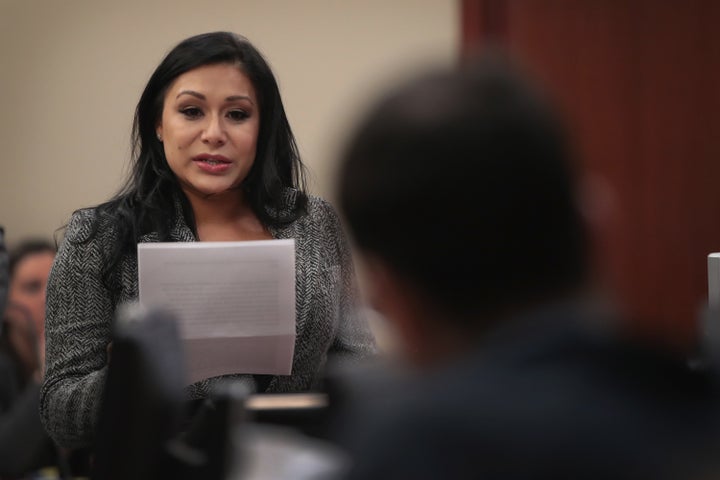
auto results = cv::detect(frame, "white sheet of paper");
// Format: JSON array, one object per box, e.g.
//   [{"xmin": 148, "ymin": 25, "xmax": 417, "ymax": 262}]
[{"xmin": 137, "ymin": 240, "xmax": 296, "ymax": 383}]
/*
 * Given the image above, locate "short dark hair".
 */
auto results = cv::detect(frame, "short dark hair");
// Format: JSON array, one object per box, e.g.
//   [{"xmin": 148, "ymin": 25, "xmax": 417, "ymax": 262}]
[
  {"xmin": 9, "ymin": 239, "xmax": 56, "ymax": 278},
  {"xmin": 84, "ymin": 32, "xmax": 307, "ymax": 290},
  {"xmin": 338, "ymin": 57, "xmax": 588, "ymax": 320}
]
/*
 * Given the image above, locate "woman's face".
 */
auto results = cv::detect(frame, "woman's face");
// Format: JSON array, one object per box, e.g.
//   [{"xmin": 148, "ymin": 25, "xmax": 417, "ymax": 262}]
[
  {"xmin": 156, "ymin": 63, "xmax": 261, "ymax": 201},
  {"xmin": 8, "ymin": 250, "xmax": 55, "ymax": 338}
]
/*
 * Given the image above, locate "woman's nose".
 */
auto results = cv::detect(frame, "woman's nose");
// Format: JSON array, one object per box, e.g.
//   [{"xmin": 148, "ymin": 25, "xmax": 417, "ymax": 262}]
[{"xmin": 201, "ymin": 116, "xmax": 227, "ymax": 146}]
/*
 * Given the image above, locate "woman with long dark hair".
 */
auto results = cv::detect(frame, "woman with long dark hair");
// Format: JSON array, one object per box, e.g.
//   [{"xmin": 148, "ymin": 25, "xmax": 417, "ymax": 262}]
[{"xmin": 40, "ymin": 32, "xmax": 375, "ymax": 448}]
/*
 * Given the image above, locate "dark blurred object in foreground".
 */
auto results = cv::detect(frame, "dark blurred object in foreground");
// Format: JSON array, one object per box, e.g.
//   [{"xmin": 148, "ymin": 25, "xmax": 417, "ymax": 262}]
[
  {"xmin": 92, "ymin": 305, "xmax": 187, "ymax": 480},
  {"xmin": 91, "ymin": 304, "xmax": 344, "ymax": 480}
]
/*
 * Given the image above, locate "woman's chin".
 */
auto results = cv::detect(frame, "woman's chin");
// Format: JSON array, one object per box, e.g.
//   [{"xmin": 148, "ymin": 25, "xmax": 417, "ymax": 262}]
[{"xmin": 182, "ymin": 183, "xmax": 243, "ymax": 200}]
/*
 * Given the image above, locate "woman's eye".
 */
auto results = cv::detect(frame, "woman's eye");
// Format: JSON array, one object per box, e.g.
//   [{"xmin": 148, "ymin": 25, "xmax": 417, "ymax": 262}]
[
  {"xmin": 227, "ymin": 110, "xmax": 249, "ymax": 122},
  {"xmin": 180, "ymin": 107, "xmax": 203, "ymax": 119}
]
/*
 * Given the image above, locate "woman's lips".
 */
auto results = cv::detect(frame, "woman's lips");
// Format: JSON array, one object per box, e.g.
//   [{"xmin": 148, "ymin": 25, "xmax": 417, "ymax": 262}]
[{"xmin": 193, "ymin": 155, "xmax": 231, "ymax": 173}]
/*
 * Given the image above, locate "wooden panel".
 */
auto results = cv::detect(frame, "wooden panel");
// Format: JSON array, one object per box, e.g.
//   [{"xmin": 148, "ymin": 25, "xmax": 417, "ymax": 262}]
[{"xmin": 462, "ymin": 0, "xmax": 720, "ymax": 344}]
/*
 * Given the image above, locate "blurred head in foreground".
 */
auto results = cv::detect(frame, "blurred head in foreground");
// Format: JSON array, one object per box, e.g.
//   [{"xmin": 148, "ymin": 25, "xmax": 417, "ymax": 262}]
[
  {"xmin": 339, "ymin": 56, "xmax": 588, "ymax": 366},
  {"xmin": 336, "ymin": 58, "xmax": 720, "ymax": 480}
]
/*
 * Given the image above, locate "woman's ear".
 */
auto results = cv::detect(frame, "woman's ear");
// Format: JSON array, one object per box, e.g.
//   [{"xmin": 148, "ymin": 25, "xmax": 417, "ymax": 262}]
[{"xmin": 156, "ymin": 125, "xmax": 164, "ymax": 142}]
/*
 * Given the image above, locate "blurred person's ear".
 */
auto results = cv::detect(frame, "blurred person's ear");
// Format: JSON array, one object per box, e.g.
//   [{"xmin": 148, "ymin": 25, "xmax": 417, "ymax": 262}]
[
  {"xmin": 359, "ymin": 253, "xmax": 460, "ymax": 368},
  {"xmin": 578, "ymin": 172, "xmax": 616, "ymax": 243},
  {"xmin": 360, "ymin": 254, "xmax": 424, "ymax": 364},
  {"xmin": 577, "ymin": 172, "xmax": 621, "ymax": 291}
]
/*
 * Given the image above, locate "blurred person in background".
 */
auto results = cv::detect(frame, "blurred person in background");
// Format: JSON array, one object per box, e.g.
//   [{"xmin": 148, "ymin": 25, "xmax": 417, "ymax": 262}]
[
  {"xmin": 0, "ymin": 229, "xmax": 6, "ymax": 317},
  {"xmin": 6, "ymin": 239, "xmax": 55, "ymax": 378},
  {"xmin": 1, "ymin": 238, "xmax": 59, "ymax": 477},
  {"xmin": 334, "ymin": 56, "xmax": 720, "ymax": 479}
]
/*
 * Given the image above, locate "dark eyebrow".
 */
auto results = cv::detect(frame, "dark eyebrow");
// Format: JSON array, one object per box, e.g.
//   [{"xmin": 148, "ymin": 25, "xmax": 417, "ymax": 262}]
[
  {"xmin": 176, "ymin": 90, "xmax": 205, "ymax": 100},
  {"xmin": 226, "ymin": 95, "xmax": 255, "ymax": 105},
  {"xmin": 176, "ymin": 91, "xmax": 254, "ymax": 105}
]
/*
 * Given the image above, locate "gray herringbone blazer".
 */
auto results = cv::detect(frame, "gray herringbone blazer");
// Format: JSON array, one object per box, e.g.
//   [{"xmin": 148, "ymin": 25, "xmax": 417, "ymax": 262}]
[{"xmin": 40, "ymin": 193, "xmax": 375, "ymax": 448}]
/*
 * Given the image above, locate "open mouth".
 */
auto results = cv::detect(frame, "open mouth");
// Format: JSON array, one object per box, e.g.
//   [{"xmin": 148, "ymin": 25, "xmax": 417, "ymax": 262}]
[
  {"xmin": 193, "ymin": 155, "xmax": 232, "ymax": 173},
  {"xmin": 193, "ymin": 155, "xmax": 232, "ymax": 165},
  {"xmin": 200, "ymin": 159, "xmax": 226, "ymax": 166}
]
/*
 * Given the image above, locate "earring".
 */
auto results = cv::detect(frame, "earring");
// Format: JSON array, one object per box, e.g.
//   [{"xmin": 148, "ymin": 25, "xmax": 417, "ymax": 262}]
[{"xmin": 157, "ymin": 133, "xmax": 163, "ymax": 142}]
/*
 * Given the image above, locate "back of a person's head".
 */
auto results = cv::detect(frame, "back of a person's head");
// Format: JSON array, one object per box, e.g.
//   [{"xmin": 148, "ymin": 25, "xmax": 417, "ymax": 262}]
[{"xmin": 339, "ymin": 55, "xmax": 588, "ymax": 322}]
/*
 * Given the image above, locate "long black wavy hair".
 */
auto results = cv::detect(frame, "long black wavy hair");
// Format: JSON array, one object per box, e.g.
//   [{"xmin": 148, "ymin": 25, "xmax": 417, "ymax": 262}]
[{"xmin": 85, "ymin": 32, "xmax": 307, "ymax": 289}]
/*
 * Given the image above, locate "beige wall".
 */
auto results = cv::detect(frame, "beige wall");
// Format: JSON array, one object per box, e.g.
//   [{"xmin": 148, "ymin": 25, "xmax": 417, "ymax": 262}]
[{"xmin": 0, "ymin": 0, "xmax": 458, "ymax": 247}]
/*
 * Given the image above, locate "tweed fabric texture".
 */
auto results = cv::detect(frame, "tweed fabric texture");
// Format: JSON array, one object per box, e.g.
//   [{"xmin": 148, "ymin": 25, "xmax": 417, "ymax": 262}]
[{"xmin": 40, "ymin": 193, "xmax": 375, "ymax": 448}]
